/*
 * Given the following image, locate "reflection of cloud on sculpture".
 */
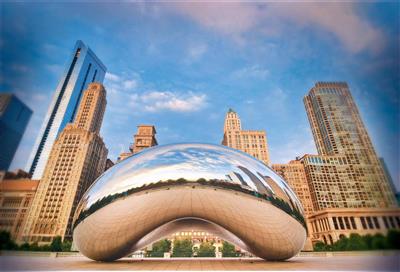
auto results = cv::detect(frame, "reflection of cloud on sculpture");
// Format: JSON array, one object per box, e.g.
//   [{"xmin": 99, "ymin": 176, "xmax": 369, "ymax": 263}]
[{"xmin": 73, "ymin": 143, "xmax": 306, "ymax": 261}]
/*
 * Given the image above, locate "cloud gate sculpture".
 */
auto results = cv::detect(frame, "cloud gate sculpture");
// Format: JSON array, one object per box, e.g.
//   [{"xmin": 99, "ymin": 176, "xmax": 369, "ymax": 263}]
[{"xmin": 73, "ymin": 143, "xmax": 306, "ymax": 261}]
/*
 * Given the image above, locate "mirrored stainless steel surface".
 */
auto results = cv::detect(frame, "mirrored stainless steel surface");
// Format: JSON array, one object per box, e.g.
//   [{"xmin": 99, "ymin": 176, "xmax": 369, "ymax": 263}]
[{"xmin": 73, "ymin": 143, "xmax": 307, "ymax": 261}]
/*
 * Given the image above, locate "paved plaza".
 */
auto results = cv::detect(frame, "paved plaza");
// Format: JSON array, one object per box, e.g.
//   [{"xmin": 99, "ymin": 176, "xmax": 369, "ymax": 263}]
[{"xmin": 1, "ymin": 252, "xmax": 399, "ymax": 271}]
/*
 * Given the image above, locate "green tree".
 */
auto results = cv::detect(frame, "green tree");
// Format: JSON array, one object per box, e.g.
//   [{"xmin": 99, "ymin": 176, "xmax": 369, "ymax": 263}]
[
  {"xmin": 172, "ymin": 239, "xmax": 193, "ymax": 257},
  {"xmin": 18, "ymin": 242, "xmax": 31, "ymax": 251},
  {"xmin": 0, "ymin": 231, "xmax": 17, "ymax": 250},
  {"xmin": 371, "ymin": 233, "xmax": 387, "ymax": 250},
  {"xmin": 386, "ymin": 230, "xmax": 400, "ymax": 249},
  {"xmin": 30, "ymin": 242, "xmax": 41, "ymax": 251},
  {"xmin": 148, "ymin": 239, "xmax": 171, "ymax": 257},
  {"xmin": 197, "ymin": 242, "xmax": 215, "ymax": 257},
  {"xmin": 346, "ymin": 233, "xmax": 368, "ymax": 251},
  {"xmin": 313, "ymin": 241, "xmax": 327, "ymax": 252},
  {"xmin": 331, "ymin": 236, "xmax": 348, "ymax": 251},
  {"xmin": 61, "ymin": 240, "xmax": 72, "ymax": 252},
  {"xmin": 41, "ymin": 244, "xmax": 51, "ymax": 252},
  {"xmin": 221, "ymin": 241, "xmax": 238, "ymax": 257},
  {"xmin": 362, "ymin": 234, "xmax": 373, "ymax": 249},
  {"xmin": 50, "ymin": 236, "xmax": 63, "ymax": 252}
]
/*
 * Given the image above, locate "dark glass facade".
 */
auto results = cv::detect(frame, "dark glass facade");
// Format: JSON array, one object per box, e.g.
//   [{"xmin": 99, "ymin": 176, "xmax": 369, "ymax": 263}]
[{"xmin": 0, "ymin": 94, "xmax": 32, "ymax": 170}]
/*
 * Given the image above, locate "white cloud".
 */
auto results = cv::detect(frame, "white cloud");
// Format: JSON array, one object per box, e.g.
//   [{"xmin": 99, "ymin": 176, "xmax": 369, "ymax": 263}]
[
  {"xmin": 105, "ymin": 72, "xmax": 121, "ymax": 82},
  {"xmin": 169, "ymin": 2, "xmax": 385, "ymax": 54},
  {"xmin": 104, "ymin": 71, "xmax": 207, "ymax": 114},
  {"xmin": 270, "ymin": 127, "xmax": 317, "ymax": 164},
  {"xmin": 268, "ymin": 3, "xmax": 385, "ymax": 54},
  {"xmin": 187, "ymin": 43, "xmax": 208, "ymax": 61},
  {"xmin": 131, "ymin": 90, "xmax": 207, "ymax": 112},
  {"xmin": 123, "ymin": 79, "xmax": 138, "ymax": 90},
  {"xmin": 46, "ymin": 64, "xmax": 64, "ymax": 75},
  {"xmin": 105, "ymin": 71, "xmax": 139, "ymax": 93},
  {"xmin": 42, "ymin": 43, "xmax": 61, "ymax": 55},
  {"xmin": 147, "ymin": 42, "xmax": 159, "ymax": 55},
  {"xmin": 232, "ymin": 65, "xmax": 269, "ymax": 79},
  {"xmin": 171, "ymin": 2, "xmax": 258, "ymax": 36}
]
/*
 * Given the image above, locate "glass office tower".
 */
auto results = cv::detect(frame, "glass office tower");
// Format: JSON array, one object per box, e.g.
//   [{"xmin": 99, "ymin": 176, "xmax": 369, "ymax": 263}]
[
  {"xmin": 27, "ymin": 40, "xmax": 107, "ymax": 179},
  {"xmin": 0, "ymin": 94, "xmax": 32, "ymax": 170}
]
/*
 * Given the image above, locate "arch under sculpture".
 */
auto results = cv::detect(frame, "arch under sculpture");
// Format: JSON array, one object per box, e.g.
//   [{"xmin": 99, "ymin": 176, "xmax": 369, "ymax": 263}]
[{"xmin": 72, "ymin": 143, "xmax": 307, "ymax": 261}]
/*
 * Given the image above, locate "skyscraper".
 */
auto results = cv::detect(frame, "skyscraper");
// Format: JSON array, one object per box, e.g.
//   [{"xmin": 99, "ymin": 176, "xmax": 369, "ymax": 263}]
[
  {"xmin": 21, "ymin": 83, "xmax": 108, "ymax": 243},
  {"xmin": 27, "ymin": 40, "xmax": 106, "ymax": 179},
  {"xmin": 303, "ymin": 82, "xmax": 396, "ymax": 209},
  {"xmin": 272, "ymin": 160, "xmax": 314, "ymax": 216},
  {"xmin": 379, "ymin": 158, "xmax": 398, "ymax": 198},
  {"xmin": 118, "ymin": 125, "xmax": 158, "ymax": 162},
  {"xmin": 222, "ymin": 109, "xmax": 270, "ymax": 165},
  {"xmin": 0, "ymin": 94, "xmax": 32, "ymax": 170}
]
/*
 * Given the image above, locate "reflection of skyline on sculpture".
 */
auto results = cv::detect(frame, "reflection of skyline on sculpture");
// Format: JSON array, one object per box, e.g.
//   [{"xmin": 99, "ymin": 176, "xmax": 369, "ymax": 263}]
[
  {"xmin": 73, "ymin": 143, "xmax": 306, "ymax": 261},
  {"xmin": 83, "ymin": 143, "xmax": 302, "ymax": 210}
]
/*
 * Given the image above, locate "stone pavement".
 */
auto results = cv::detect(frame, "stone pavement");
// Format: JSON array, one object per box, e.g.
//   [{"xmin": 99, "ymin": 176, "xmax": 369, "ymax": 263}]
[{"xmin": 1, "ymin": 253, "xmax": 399, "ymax": 271}]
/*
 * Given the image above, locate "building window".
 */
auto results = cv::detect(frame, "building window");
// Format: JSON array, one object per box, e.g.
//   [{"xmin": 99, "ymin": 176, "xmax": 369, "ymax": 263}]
[
  {"xmin": 366, "ymin": 217, "xmax": 374, "ymax": 229},
  {"xmin": 325, "ymin": 218, "xmax": 330, "ymax": 230},
  {"xmin": 395, "ymin": 217, "xmax": 400, "ymax": 228},
  {"xmin": 332, "ymin": 217, "xmax": 339, "ymax": 230},
  {"xmin": 382, "ymin": 216, "xmax": 389, "ymax": 229},
  {"xmin": 344, "ymin": 217, "xmax": 351, "ymax": 229},
  {"xmin": 338, "ymin": 217, "xmax": 345, "ymax": 230},
  {"xmin": 372, "ymin": 217, "xmax": 380, "ymax": 229},
  {"xmin": 350, "ymin": 217, "xmax": 356, "ymax": 229},
  {"xmin": 360, "ymin": 217, "xmax": 367, "ymax": 229},
  {"xmin": 328, "ymin": 234, "xmax": 333, "ymax": 245},
  {"xmin": 388, "ymin": 217, "xmax": 396, "ymax": 229}
]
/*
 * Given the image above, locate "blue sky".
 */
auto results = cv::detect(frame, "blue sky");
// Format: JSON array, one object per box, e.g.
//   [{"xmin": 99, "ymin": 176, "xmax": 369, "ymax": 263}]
[{"xmin": 1, "ymin": 2, "xmax": 399, "ymax": 190}]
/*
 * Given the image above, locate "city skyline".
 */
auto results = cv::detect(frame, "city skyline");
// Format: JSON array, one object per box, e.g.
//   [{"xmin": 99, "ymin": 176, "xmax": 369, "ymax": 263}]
[{"xmin": 1, "ymin": 2, "xmax": 398, "ymax": 190}]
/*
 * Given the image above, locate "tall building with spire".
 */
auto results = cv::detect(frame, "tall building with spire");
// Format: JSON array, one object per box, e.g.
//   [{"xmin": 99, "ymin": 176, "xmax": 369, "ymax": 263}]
[
  {"xmin": 118, "ymin": 125, "xmax": 158, "ymax": 162},
  {"xmin": 20, "ymin": 83, "xmax": 108, "ymax": 243},
  {"xmin": 303, "ymin": 82, "xmax": 396, "ymax": 209},
  {"xmin": 222, "ymin": 109, "xmax": 270, "ymax": 165},
  {"xmin": 28, "ymin": 40, "xmax": 106, "ymax": 180}
]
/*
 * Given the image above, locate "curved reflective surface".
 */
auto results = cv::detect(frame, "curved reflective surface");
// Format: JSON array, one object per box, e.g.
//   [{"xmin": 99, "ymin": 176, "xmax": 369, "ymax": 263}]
[{"xmin": 73, "ymin": 143, "xmax": 306, "ymax": 261}]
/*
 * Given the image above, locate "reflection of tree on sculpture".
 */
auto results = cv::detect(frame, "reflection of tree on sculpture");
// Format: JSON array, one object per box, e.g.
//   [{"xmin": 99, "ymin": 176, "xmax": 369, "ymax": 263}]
[
  {"xmin": 172, "ymin": 239, "xmax": 193, "ymax": 257},
  {"xmin": 221, "ymin": 241, "xmax": 239, "ymax": 257},
  {"xmin": 146, "ymin": 239, "xmax": 171, "ymax": 257},
  {"xmin": 196, "ymin": 242, "xmax": 216, "ymax": 257}
]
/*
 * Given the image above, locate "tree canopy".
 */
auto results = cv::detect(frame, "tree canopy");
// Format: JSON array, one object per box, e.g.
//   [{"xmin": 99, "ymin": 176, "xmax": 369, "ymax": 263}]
[
  {"xmin": 196, "ymin": 242, "xmax": 215, "ymax": 257},
  {"xmin": 172, "ymin": 239, "xmax": 193, "ymax": 257},
  {"xmin": 313, "ymin": 230, "xmax": 400, "ymax": 251},
  {"xmin": 147, "ymin": 239, "xmax": 171, "ymax": 257},
  {"xmin": 221, "ymin": 241, "xmax": 238, "ymax": 257}
]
